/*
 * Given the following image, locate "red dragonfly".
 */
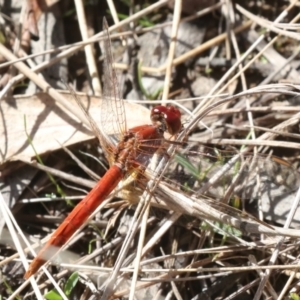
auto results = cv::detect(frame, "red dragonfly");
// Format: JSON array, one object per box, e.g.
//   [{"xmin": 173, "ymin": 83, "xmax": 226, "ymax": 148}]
[
  {"xmin": 24, "ymin": 19, "xmax": 299, "ymax": 279},
  {"xmin": 24, "ymin": 19, "xmax": 182, "ymax": 279}
]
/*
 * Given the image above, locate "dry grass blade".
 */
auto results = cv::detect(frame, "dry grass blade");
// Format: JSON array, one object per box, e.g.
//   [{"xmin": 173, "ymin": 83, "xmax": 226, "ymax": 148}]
[
  {"xmin": 2, "ymin": 0, "xmax": 300, "ymax": 299},
  {"xmin": 74, "ymin": 0, "xmax": 102, "ymax": 95}
]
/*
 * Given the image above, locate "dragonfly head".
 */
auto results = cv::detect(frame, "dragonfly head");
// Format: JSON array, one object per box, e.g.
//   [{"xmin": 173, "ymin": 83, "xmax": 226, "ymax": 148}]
[{"xmin": 151, "ymin": 105, "xmax": 182, "ymax": 136}]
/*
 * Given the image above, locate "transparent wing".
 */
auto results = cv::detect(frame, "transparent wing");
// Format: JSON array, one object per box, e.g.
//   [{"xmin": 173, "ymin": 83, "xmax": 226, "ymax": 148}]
[
  {"xmin": 148, "ymin": 146, "xmax": 300, "ymax": 228},
  {"xmin": 162, "ymin": 147, "xmax": 300, "ymax": 202},
  {"xmin": 69, "ymin": 88, "xmax": 103, "ymax": 147},
  {"xmin": 100, "ymin": 18, "xmax": 127, "ymax": 153}
]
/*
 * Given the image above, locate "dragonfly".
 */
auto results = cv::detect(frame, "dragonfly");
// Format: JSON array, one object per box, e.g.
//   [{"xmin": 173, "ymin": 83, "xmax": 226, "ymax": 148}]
[
  {"xmin": 23, "ymin": 18, "xmax": 182, "ymax": 279},
  {"xmin": 24, "ymin": 18, "xmax": 300, "ymax": 279}
]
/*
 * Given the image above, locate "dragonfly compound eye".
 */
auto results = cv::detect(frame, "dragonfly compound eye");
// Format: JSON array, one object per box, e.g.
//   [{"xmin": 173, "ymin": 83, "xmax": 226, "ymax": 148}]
[{"xmin": 151, "ymin": 105, "xmax": 182, "ymax": 135}]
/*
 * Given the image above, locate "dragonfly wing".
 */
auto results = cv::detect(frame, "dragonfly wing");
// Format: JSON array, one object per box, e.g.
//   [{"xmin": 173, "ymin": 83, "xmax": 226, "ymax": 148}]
[
  {"xmin": 100, "ymin": 18, "xmax": 127, "ymax": 153},
  {"xmin": 166, "ymin": 150, "xmax": 300, "ymax": 202},
  {"xmin": 158, "ymin": 150, "xmax": 300, "ymax": 228}
]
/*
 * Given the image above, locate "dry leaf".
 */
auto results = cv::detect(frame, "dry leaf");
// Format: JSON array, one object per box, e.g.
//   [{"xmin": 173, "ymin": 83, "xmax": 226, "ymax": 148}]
[{"xmin": 0, "ymin": 91, "xmax": 150, "ymax": 164}]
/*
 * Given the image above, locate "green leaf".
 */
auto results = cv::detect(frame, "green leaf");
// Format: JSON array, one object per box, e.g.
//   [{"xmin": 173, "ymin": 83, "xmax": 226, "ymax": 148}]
[
  {"xmin": 290, "ymin": 293, "xmax": 300, "ymax": 300},
  {"xmin": 44, "ymin": 290, "xmax": 63, "ymax": 300},
  {"xmin": 44, "ymin": 272, "xmax": 79, "ymax": 299},
  {"xmin": 64, "ymin": 272, "xmax": 79, "ymax": 296},
  {"xmin": 174, "ymin": 153, "xmax": 201, "ymax": 179}
]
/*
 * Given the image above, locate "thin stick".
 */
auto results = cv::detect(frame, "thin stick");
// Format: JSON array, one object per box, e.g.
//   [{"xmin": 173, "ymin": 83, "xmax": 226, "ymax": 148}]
[
  {"xmin": 74, "ymin": 0, "xmax": 102, "ymax": 95},
  {"xmin": 129, "ymin": 202, "xmax": 150, "ymax": 300},
  {"xmin": 106, "ymin": 0, "xmax": 120, "ymax": 25},
  {"xmin": 214, "ymin": 2, "xmax": 300, "ymax": 103},
  {"xmin": 161, "ymin": 0, "xmax": 182, "ymax": 102}
]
